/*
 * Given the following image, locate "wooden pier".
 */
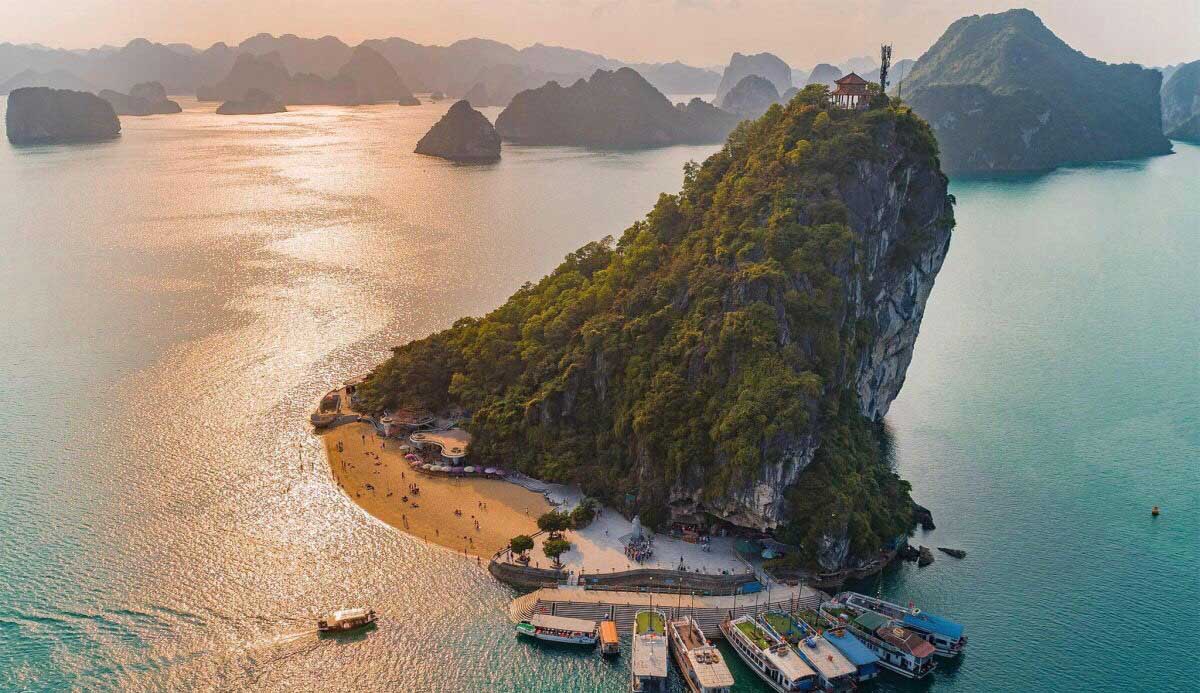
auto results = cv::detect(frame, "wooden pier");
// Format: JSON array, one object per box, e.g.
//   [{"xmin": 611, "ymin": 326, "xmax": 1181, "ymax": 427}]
[{"xmin": 509, "ymin": 584, "xmax": 826, "ymax": 639}]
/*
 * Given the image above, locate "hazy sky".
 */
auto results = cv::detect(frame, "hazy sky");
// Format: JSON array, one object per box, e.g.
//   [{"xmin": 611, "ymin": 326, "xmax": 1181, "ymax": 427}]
[{"xmin": 3, "ymin": 1, "xmax": 1197, "ymax": 68}]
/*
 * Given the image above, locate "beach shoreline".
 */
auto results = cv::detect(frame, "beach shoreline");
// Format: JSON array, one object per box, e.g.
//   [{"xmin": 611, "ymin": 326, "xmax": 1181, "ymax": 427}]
[{"xmin": 321, "ymin": 422, "xmax": 551, "ymax": 559}]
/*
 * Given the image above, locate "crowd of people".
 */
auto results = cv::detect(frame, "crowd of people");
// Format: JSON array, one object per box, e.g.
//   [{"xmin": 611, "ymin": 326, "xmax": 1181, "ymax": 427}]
[{"xmin": 625, "ymin": 535, "xmax": 654, "ymax": 563}]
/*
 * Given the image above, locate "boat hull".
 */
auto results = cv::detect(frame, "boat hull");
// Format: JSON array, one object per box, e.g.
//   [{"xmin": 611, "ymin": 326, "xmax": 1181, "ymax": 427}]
[{"xmin": 516, "ymin": 622, "xmax": 597, "ymax": 646}]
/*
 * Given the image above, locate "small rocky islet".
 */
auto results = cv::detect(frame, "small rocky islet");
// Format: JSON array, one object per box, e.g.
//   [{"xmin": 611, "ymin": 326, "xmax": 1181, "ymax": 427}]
[
  {"xmin": 414, "ymin": 100, "xmax": 501, "ymax": 162},
  {"xmin": 215, "ymin": 88, "xmax": 287, "ymax": 115},
  {"xmin": 99, "ymin": 81, "xmax": 182, "ymax": 116},
  {"xmin": 5, "ymin": 87, "xmax": 120, "ymax": 144}
]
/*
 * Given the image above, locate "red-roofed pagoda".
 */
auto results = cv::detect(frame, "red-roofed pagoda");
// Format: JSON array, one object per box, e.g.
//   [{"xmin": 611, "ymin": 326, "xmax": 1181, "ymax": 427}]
[{"xmin": 832, "ymin": 72, "xmax": 871, "ymax": 109}]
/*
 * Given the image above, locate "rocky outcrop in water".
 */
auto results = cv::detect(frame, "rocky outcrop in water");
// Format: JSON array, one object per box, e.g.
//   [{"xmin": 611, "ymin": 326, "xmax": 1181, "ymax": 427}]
[
  {"xmin": 337, "ymin": 45, "xmax": 419, "ymax": 104},
  {"xmin": 359, "ymin": 92, "xmax": 954, "ymax": 572},
  {"xmin": 904, "ymin": 9, "xmax": 1172, "ymax": 172},
  {"xmin": 715, "ymin": 52, "xmax": 792, "ymax": 105},
  {"xmin": 1161, "ymin": 61, "xmax": 1200, "ymax": 141},
  {"xmin": 99, "ymin": 81, "xmax": 181, "ymax": 115},
  {"xmin": 5, "ymin": 87, "xmax": 120, "ymax": 144},
  {"xmin": 415, "ymin": 100, "xmax": 500, "ymax": 161},
  {"xmin": 719, "ymin": 74, "xmax": 780, "ymax": 119},
  {"xmin": 495, "ymin": 68, "xmax": 739, "ymax": 148},
  {"xmin": 215, "ymin": 88, "xmax": 286, "ymax": 115}
]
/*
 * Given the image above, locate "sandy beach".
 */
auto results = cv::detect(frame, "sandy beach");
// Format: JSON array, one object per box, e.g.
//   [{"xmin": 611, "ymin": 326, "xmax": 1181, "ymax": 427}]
[{"xmin": 322, "ymin": 422, "xmax": 550, "ymax": 558}]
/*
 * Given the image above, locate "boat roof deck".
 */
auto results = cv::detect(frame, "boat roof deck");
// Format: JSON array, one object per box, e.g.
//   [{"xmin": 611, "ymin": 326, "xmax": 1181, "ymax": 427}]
[
  {"xmin": 632, "ymin": 633, "xmax": 669, "ymax": 678},
  {"xmin": 796, "ymin": 636, "xmax": 857, "ymax": 680},
  {"xmin": 764, "ymin": 644, "xmax": 815, "ymax": 681},
  {"xmin": 530, "ymin": 614, "xmax": 596, "ymax": 633},
  {"xmin": 903, "ymin": 611, "xmax": 964, "ymax": 639},
  {"xmin": 686, "ymin": 648, "xmax": 736, "ymax": 688},
  {"xmin": 823, "ymin": 629, "xmax": 879, "ymax": 667}
]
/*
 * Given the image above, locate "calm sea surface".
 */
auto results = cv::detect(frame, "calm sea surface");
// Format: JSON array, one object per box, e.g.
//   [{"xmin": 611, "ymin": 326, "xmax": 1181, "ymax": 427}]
[{"xmin": 0, "ymin": 97, "xmax": 1195, "ymax": 692}]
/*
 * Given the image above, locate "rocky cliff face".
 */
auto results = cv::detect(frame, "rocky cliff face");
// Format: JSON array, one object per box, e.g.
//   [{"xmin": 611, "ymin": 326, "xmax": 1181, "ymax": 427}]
[
  {"xmin": 715, "ymin": 52, "xmax": 792, "ymax": 105},
  {"xmin": 806, "ymin": 64, "xmax": 843, "ymax": 87},
  {"xmin": 1161, "ymin": 61, "xmax": 1200, "ymax": 141},
  {"xmin": 414, "ymin": 100, "xmax": 500, "ymax": 161},
  {"xmin": 6, "ymin": 87, "xmax": 120, "ymax": 144},
  {"xmin": 664, "ymin": 118, "xmax": 953, "ymax": 534},
  {"xmin": 720, "ymin": 74, "xmax": 781, "ymax": 119}
]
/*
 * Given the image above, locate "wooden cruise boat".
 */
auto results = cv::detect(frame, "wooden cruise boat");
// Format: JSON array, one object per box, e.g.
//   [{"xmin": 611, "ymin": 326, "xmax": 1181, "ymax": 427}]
[
  {"xmin": 631, "ymin": 610, "xmax": 669, "ymax": 692},
  {"xmin": 599, "ymin": 620, "xmax": 620, "ymax": 656},
  {"xmin": 720, "ymin": 615, "xmax": 818, "ymax": 692},
  {"xmin": 667, "ymin": 616, "xmax": 734, "ymax": 693},
  {"xmin": 515, "ymin": 614, "xmax": 598, "ymax": 646},
  {"xmin": 317, "ymin": 607, "xmax": 376, "ymax": 633},
  {"xmin": 821, "ymin": 607, "xmax": 936, "ymax": 680},
  {"xmin": 832, "ymin": 592, "xmax": 966, "ymax": 657},
  {"xmin": 760, "ymin": 612, "xmax": 857, "ymax": 692}
]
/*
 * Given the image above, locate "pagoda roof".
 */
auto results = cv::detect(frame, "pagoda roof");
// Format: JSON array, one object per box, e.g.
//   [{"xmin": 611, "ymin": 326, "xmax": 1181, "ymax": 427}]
[{"xmin": 834, "ymin": 72, "xmax": 869, "ymax": 85}]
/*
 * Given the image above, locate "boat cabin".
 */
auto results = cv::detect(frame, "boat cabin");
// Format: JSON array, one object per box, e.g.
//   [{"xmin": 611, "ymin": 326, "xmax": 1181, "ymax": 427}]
[
  {"xmin": 599, "ymin": 620, "xmax": 620, "ymax": 655},
  {"xmin": 725, "ymin": 617, "xmax": 817, "ymax": 691},
  {"xmin": 853, "ymin": 612, "xmax": 937, "ymax": 679},
  {"xmin": 668, "ymin": 617, "xmax": 735, "ymax": 693},
  {"xmin": 821, "ymin": 627, "xmax": 881, "ymax": 681},
  {"xmin": 902, "ymin": 610, "xmax": 967, "ymax": 656}
]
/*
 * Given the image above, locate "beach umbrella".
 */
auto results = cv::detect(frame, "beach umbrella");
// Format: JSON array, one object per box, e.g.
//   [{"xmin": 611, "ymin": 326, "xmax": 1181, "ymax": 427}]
[
  {"xmin": 484, "ymin": 467, "xmax": 497, "ymax": 475},
  {"xmin": 464, "ymin": 466, "xmax": 476, "ymax": 473}
]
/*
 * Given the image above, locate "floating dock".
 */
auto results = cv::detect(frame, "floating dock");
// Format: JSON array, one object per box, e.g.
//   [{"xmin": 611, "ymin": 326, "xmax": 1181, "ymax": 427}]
[{"xmin": 509, "ymin": 584, "xmax": 826, "ymax": 640}]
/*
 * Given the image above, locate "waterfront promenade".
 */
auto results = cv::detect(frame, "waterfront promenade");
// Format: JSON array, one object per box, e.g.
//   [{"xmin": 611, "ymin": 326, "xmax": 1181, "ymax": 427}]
[{"xmin": 509, "ymin": 584, "xmax": 826, "ymax": 638}]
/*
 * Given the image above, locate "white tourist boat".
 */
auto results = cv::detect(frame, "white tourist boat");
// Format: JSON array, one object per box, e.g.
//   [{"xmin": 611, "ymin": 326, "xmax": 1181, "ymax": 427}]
[
  {"xmin": 720, "ymin": 615, "xmax": 818, "ymax": 692},
  {"xmin": 631, "ymin": 609, "xmax": 669, "ymax": 692},
  {"xmin": 832, "ymin": 592, "xmax": 966, "ymax": 657},
  {"xmin": 668, "ymin": 616, "xmax": 735, "ymax": 693},
  {"xmin": 759, "ymin": 612, "xmax": 857, "ymax": 692},
  {"xmin": 820, "ymin": 606, "xmax": 936, "ymax": 679},
  {"xmin": 515, "ymin": 614, "xmax": 598, "ymax": 646},
  {"xmin": 317, "ymin": 607, "xmax": 376, "ymax": 633}
]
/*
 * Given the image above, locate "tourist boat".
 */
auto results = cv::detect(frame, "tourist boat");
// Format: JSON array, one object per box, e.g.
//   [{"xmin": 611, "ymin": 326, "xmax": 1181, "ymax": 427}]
[
  {"xmin": 811, "ymin": 623, "xmax": 881, "ymax": 682},
  {"xmin": 832, "ymin": 592, "xmax": 966, "ymax": 657},
  {"xmin": 631, "ymin": 609, "xmax": 669, "ymax": 692},
  {"xmin": 317, "ymin": 607, "xmax": 376, "ymax": 633},
  {"xmin": 515, "ymin": 614, "xmax": 598, "ymax": 646},
  {"xmin": 667, "ymin": 616, "xmax": 735, "ymax": 693},
  {"xmin": 821, "ymin": 606, "xmax": 936, "ymax": 679},
  {"xmin": 720, "ymin": 616, "xmax": 818, "ymax": 691},
  {"xmin": 760, "ymin": 612, "xmax": 857, "ymax": 692},
  {"xmin": 599, "ymin": 620, "xmax": 620, "ymax": 656}
]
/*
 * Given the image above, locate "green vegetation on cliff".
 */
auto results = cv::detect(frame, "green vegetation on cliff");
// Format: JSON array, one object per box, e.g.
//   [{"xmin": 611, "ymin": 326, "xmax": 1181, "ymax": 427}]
[{"xmin": 360, "ymin": 86, "xmax": 953, "ymax": 568}]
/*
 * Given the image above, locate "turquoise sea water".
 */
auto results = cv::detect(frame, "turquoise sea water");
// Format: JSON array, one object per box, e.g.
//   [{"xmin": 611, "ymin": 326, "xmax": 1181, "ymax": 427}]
[{"xmin": 0, "ymin": 97, "xmax": 1195, "ymax": 691}]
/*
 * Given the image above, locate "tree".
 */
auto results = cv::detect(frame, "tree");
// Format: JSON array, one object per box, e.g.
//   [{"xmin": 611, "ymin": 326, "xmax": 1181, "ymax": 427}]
[
  {"xmin": 542, "ymin": 538, "xmax": 571, "ymax": 568},
  {"xmin": 537, "ymin": 510, "xmax": 572, "ymax": 536},
  {"xmin": 509, "ymin": 534, "xmax": 534, "ymax": 558},
  {"xmin": 569, "ymin": 499, "xmax": 598, "ymax": 529},
  {"xmin": 879, "ymin": 44, "xmax": 893, "ymax": 93}
]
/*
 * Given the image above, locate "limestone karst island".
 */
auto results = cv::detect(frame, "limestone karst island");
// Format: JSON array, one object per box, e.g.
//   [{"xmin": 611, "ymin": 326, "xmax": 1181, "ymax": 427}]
[{"xmin": 3, "ymin": 3, "xmax": 1197, "ymax": 692}]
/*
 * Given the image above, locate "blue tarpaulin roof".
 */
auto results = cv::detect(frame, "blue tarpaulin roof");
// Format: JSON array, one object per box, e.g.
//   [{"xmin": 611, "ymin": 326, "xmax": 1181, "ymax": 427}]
[
  {"xmin": 823, "ymin": 629, "xmax": 879, "ymax": 667},
  {"xmin": 903, "ymin": 611, "xmax": 964, "ymax": 639}
]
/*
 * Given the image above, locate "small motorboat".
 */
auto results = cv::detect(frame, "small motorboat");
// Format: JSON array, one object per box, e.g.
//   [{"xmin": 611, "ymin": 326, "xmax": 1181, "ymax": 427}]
[{"xmin": 318, "ymin": 607, "xmax": 377, "ymax": 633}]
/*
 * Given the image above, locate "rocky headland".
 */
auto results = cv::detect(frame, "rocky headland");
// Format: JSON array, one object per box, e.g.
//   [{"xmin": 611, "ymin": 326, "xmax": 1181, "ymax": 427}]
[
  {"xmin": 5, "ymin": 87, "xmax": 120, "ymax": 144},
  {"xmin": 215, "ymin": 88, "xmax": 287, "ymax": 115},
  {"xmin": 495, "ymin": 68, "xmax": 739, "ymax": 148},
  {"xmin": 903, "ymin": 9, "xmax": 1172, "ymax": 172},
  {"xmin": 415, "ymin": 100, "xmax": 501, "ymax": 161},
  {"xmin": 356, "ymin": 90, "xmax": 955, "ymax": 573},
  {"xmin": 99, "ymin": 81, "xmax": 182, "ymax": 115}
]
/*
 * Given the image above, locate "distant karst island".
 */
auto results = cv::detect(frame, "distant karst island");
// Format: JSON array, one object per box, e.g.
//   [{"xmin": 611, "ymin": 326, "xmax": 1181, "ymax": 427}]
[
  {"xmin": 1161, "ymin": 61, "xmax": 1200, "ymax": 141},
  {"xmin": 5, "ymin": 87, "xmax": 120, "ymax": 144},
  {"xmin": 902, "ymin": 8, "xmax": 1173, "ymax": 173},
  {"xmin": 349, "ymin": 84, "xmax": 956, "ymax": 575},
  {"xmin": 99, "ymin": 81, "xmax": 181, "ymax": 115},
  {"xmin": 215, "ymin": 88, "xmax": 287, "ymax": 115},
  {"xmin": 495, "ymin": 67, "xmax": 740, "ymax": 148},
  {"xmin": 415, "ymin": 100, "xmax": 501, "ymax": 162}
]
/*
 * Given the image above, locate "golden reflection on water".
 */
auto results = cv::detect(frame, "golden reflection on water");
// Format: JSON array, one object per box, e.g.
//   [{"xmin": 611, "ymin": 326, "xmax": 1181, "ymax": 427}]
[{"xmin": 0, "ymin": 96, "xmax": 718, "ymax": 690}]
